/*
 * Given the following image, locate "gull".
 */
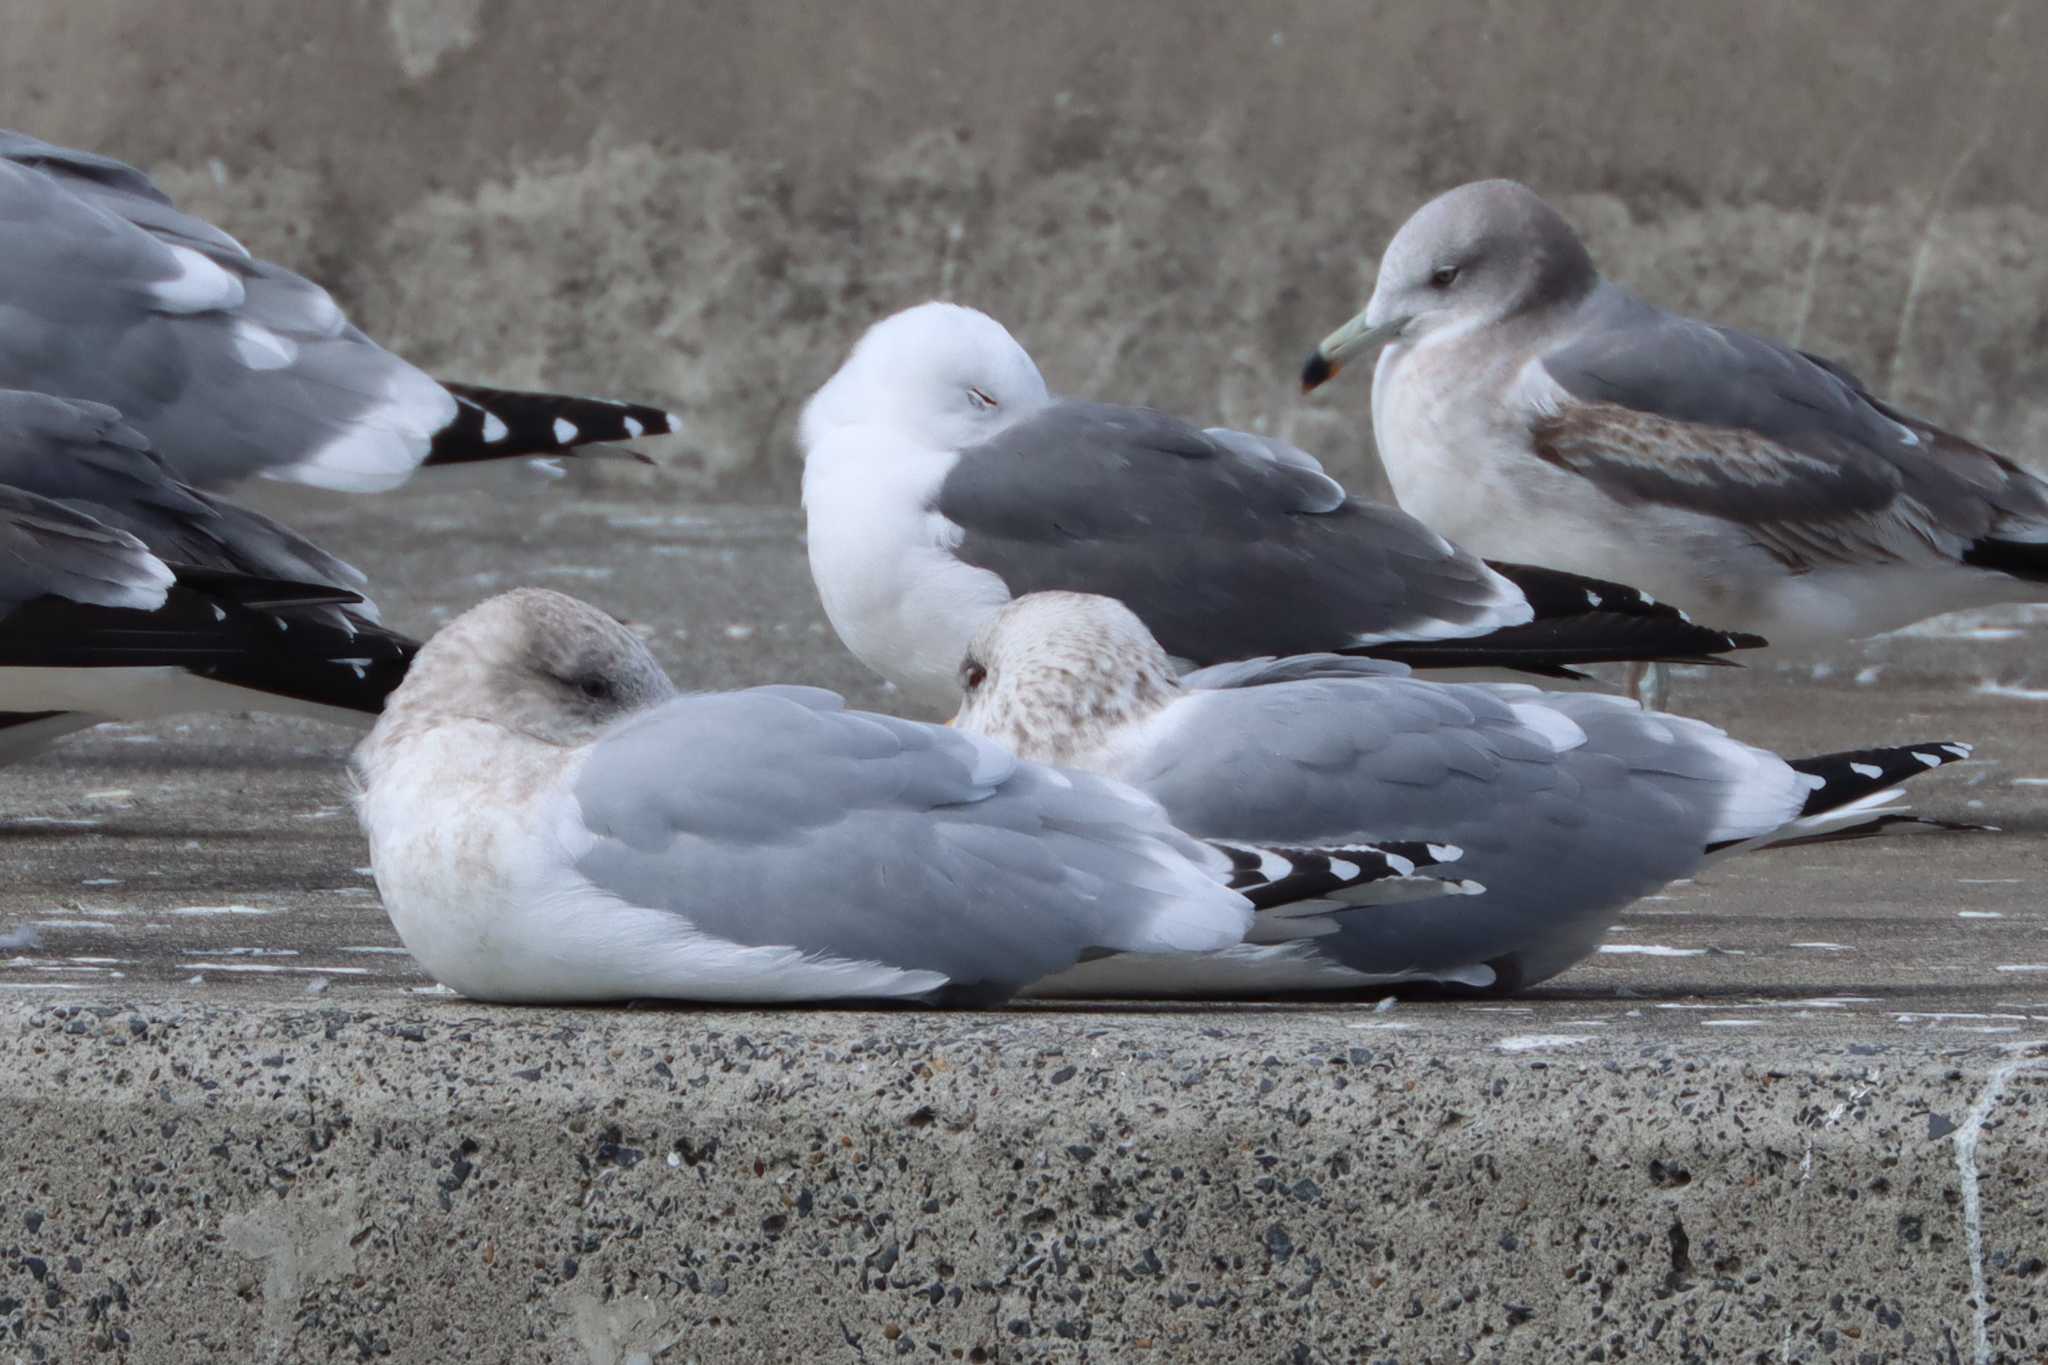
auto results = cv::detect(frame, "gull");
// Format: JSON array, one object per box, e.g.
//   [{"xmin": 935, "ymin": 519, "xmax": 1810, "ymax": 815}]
[
  {"xmin": 800, "ymin": 302, "xmax": 1763, "ymax": 714},
  {"xmin": 0, "ymin": 389, "xmax": 414, "ymax": 759},
  {"xmin": 952, "ymin": 591, "xmax": 1976, "ymax": 996},
  {"xmin": 0, "ymin": 131, "xmax": 679, "ymax": 492},
  {"xmin": 352, "ymin": 588, "xmax": 1477, "ymax": 1005},
  {"xmin": 1302, "ymin": 178, "xmax": 2048, "ymax": 655}
]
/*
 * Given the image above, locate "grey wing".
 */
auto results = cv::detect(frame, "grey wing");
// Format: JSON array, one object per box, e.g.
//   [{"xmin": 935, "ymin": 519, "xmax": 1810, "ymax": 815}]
[
  {"xmin": 1535, "ymin": 284, "xmax": 2048, "ymax": 569},
  {"xmin": 1180, "ymin": 653, "xmax": 1413, "ymax": 691},
  {"xmin": 0, "ymin": 389, "xmax": 376, "ymax": 621},
  {"xmin": 570, "ymin": 688, "xmax": 1250, "ymax": 995},
  {"xmin": 1125, "ymin": 679, "xmax": 1792, "ymax": 980},
  {"xmin": 0, "ymin": 483, "xmax": 172, "ymax": 616},
  {"xmin": 937, "ymin": 399, "xmax": 1530, "ymax": 663},
  {"xmin": 0, "ymin": 134, "xmax": 456, "ymax": 491}
]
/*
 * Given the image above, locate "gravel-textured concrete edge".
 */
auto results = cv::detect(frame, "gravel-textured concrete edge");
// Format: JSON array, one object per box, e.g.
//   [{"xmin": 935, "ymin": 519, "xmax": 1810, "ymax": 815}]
[{"xmin": 2, "ymin": 997, "xmax": 2043, "ymax": 1362}]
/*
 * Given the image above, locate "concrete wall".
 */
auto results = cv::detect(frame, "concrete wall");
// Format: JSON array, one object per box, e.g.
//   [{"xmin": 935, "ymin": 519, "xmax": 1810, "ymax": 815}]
[
  {"xmin": 7, "ymin": 997, "xmax": 2043, "ymax": 1362},
  {"xmin": 11, "ymin": 1, "xmax": 2048, "ymax": 501}
]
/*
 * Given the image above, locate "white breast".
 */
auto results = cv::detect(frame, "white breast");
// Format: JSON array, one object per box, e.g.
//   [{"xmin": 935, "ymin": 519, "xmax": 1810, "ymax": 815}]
[
  {"xmin": 802, "ymin": 429, "xmax": 1012, "ymax": 712},
  {"xmin": 354, "ymin": 719, "xmax": 577, "ymax": 999}
]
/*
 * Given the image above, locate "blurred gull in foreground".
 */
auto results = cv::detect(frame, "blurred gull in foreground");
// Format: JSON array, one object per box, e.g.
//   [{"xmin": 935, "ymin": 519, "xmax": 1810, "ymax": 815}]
[
  {"xmin": 0, "ymin": 131, "xmax": 680, "ymax": 492},
  {"xmin": 800, "ymin": 301, "xmax": 1762, "ymax": 714},
  {"xmin": 953, "ymin": 592, "xmax": 1976, "ymax": 995},
  {"xmin": 0, "ymin": 389, "xmax": 414, "ymax": 759},
  {"xmin": 1303, "ymin": 179, "xmax": 2048, "ymax": 657},
  {"xmin": 353, "ymin": 589, "xmax": 1475, "ymax": 1005}
]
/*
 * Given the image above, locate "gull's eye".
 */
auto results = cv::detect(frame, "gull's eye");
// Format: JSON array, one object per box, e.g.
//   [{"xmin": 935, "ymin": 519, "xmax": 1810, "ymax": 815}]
[
  {"xmin": 967, "ymin": 386, "xmax": 998, "ymax": 411},
  {"xmin": 960, "ymin": 660, "xmax": 988, "ymax": 692},
  {"xmin": 1429, "ymin": 265, "xmax": 1461, "ymax": 290},
  {"xmin": 575, "ymin": 675, "xmax": 613, "ymax": 702}
]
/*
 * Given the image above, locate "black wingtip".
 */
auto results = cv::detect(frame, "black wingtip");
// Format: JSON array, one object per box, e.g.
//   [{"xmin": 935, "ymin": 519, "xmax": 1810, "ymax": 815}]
[
  {"xmin": 1355, "ymin": 613, "xmax": 1764, "ymax": 675},
  {"xmin": 1962, "ymin": 537, "xmax": 2048, "ymax": 583},
  {"xmin": 1300, "ymin": 352, "xmax": 1335, "ymax": 392},
  {"xmin": 0, "ymin": 585, "xmax": 418, "ymax": 717},
  {"xmin": 426, "ymin": 382, "xmax": 682, "ymax": 468},
  {"xmin": 1218, "ymin": 839, "xmax": 1464, "ymax": 910},
  {"xmin": 160, "ymin": 564, "xmax": 366, "ymax": 612},
  {"xmin": 1789, "ymin": 740, "xmax": 1974, "ymax": 818},
  {"xmin": 1352, "ymin": 560, "xmax": 1766, "ymax": 675}
]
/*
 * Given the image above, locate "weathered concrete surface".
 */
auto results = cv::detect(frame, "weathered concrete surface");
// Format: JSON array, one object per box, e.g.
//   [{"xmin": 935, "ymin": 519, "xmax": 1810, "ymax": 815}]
[
  {"xmin": 0, "ymin": 490, "xmax": 2045, "ymax": 1361},
  {"xmin": 3, "ymin": 998, "xmax": 2042, "ymax": 1362},
  {"xmin": 12, "ymin": 2, "xmax": 2048, "ymax": 501}
]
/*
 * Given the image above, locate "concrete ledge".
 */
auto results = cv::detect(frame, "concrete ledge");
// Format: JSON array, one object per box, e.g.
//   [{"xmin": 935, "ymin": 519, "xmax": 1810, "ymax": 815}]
[{"xmin": 4, "ymin": 997, "xmax": 2043, "ymax": 1362}]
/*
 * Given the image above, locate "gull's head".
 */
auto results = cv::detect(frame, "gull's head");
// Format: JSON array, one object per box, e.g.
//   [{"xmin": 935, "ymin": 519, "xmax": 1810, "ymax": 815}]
[
  {"xmin": 951, "ymin": 591, "xmax": 1179, "ymax": 766},
  {"xmin": 1302, "ymin": 180, "xmax": 1597, "ymax": 390},
  {"xmin": 379, "ymin": 588, "xmax": 676, "ymax": 748},
  {"xmin": 799, "ymin": 301, "xmax": 1052, "ymax": 457}
]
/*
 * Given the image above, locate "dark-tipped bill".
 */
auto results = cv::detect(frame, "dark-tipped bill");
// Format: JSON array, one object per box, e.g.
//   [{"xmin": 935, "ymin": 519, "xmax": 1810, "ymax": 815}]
[{"xmin": 1301, "ymin": 310, "xmax": 1407, "ymax": 392}]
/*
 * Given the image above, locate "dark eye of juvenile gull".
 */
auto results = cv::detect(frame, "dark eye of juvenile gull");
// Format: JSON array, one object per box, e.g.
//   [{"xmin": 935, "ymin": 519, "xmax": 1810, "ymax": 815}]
[
  {"xmin": 1429, "ymin": 265, "xmax": 1461, "ymax": 290},
  {"xmin": 960, "ymin": 660, "xmax": 988, "ymax": 691},
  {"xmin": 967, "ymin": 387, "xmax": 998, "ymax": 411}
]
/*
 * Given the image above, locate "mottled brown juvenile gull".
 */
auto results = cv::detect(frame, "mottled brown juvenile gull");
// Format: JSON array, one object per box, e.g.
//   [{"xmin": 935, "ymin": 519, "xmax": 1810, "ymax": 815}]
[
  {"xmin": 0, "ymin": 131, "xmax": 679, "ymax": 492},
  {"xmin": 1303, "ymin": 179, "xmax": 2048, "ymax": 652},
  {"xmin": 953, "ymin": 592, "xmax": 1975, "ymax": 996},
  {"xmin": 799, "ymin": 302, "xmax": 1761, "ymax": 714},
  {"xmin": 353, "ymin": 589, "xmax": 1474, "ymax": 1005},
  {"xmin": 0, "ymin": 393, "xmax": 421, "ymax": 758}
]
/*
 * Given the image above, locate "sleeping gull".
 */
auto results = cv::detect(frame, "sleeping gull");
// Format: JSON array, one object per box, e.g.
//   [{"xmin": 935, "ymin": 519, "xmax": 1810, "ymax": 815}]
[
  {"xmin": 0, "ymin": 389, "xmax": 415, "ymax": 759},
  {"xmin": 800, "ymin": 301, "xmax": 1761, "ymax": 715},
  {"xmin": 952, "ymin": 591, "xmax": 1976, "ymax": 995},
  {"xmin": 1302, "ymin": 178, "xmax": 2048, "ymax": 654},
  {"xmin": 353, "ymin": 588, "xmax": 1477, "ymax": 1005},
  {"xmin": 0, "ymin": 131, "xmax": 679, "ymax": 492}
]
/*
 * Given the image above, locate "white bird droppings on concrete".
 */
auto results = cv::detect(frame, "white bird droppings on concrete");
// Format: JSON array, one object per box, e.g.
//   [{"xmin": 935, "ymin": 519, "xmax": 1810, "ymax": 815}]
[
  {"xmin": 1496, "ymin": 1034, "xmax": 1595, "ymax": 1052},
  {"xmin": 1597, "ymin": 945, "xmax": 1708, "ymax": 957}
]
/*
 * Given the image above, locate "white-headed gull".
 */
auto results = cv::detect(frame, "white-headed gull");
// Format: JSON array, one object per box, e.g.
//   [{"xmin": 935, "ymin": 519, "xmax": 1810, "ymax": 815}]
[{"xmin": 800, "ymin": 300, "xmax": 1760, "ymax": 715}]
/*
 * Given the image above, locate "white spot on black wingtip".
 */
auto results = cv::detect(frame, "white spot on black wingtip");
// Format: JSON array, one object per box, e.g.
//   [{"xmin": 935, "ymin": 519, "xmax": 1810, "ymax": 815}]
[
  {"xmin": 482, "ymin": 413, "xmax": 509, "ymax": 443},
  {"xmin": 1426, "ymin": 843, "xmax": 1462, "ymax": 863},
  {"xmin": 623, "ymin": 416, "xmax": 644, "ymax": 439},
  {"xmin": 552, "ymin": 417, "xmax": 579, "ymax": 444},
  {"xmin": 1326, "ymin": 857, "xmax": 1359, "ymax": 880},
  {"xmin": 1585, "ymin": 590, "xmax": 1603, "ymax": 607},
  {"xmin": 1849, "ymin": 762, "xmax": 1884, "ymax": 779},
  {"xmin": 1384, "ymin": 853, "xmax": 1416, "ymax": 877},
  {"xmin": 211, "ymin": 605, "xmax": 226, "ymax": 622},
  {"xmin": 1943, "ymin": 743, "xmax": 1973, "ymax": 759},
  {"xmin": 664, "ymin": 411, "xmax": 686, "ymax": 433},
  {"xmin": 1912, "ymin": 752, "xmax": 1944, "ymax": 767}
]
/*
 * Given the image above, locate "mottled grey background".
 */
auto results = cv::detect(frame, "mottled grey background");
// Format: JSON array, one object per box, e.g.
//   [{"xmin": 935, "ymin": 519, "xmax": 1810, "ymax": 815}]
[{"xmin": 10, "ymin": 0, "xmax": 2048, "ymax": 504}]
